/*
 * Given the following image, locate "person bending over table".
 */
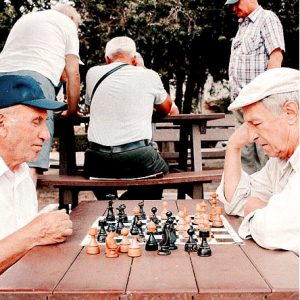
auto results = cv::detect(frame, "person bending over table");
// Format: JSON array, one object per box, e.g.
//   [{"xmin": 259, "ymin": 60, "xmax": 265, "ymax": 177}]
[
  {"xmin": 216, "ymin": 67, "xmax": 299, "ymax": 254},
  {"xmin": 0, "ymin": 76, "xmax": 72, "ymax": 274},
  {"xmin": 84, "ymin": 36, "xmax": 174, "ymax": 200}
]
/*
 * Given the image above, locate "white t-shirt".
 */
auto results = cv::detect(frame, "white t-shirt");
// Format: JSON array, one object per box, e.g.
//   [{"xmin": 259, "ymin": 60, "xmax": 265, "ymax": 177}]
[
  {"xmin": 0, "ymin": 158, "xmax": 38, "ymax": 239},
  {"xmin": 86, "ymin": 63, "xmax": 168, "ymax": 146},
  {"xmin": 0, "ymin": 10, "xmax": 79, "ymax": 86}
]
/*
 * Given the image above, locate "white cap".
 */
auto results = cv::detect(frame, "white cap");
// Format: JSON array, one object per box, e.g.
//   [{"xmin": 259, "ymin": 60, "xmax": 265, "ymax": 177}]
[
  {"xmin": 228, "ymin": 68, "xmax": 300, "ymax": 111},
  {"xmin": 105, "ymin": 36, "xmax": 136, "ymax": 59}
]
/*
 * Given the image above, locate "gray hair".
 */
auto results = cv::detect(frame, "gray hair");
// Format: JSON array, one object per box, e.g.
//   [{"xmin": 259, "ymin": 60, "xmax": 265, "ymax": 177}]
[
  {"xmin": 105, "ymin": 36, "xmax": 136, "ymax": 59},
  {"xmin": 52, "ymin": 3, "xmax": 81, "ymax": 25},
  {"xmin": 261, "ymin": 91, "xmax": 299, "ymax": 116}
]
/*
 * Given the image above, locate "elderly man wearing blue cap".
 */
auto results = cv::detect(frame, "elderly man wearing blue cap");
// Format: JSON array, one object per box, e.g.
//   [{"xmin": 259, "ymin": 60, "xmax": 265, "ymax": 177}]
[
  {"xmin": 0, "ymin": 75, "xmax": 72, "ymax": 274},
  {"xmin": 225, "ymin": 0, "xmax": 285, "ymax": 175},
  {"xmin": 216, "ymin": 68, "xmax": 299, "ymax": 254}
]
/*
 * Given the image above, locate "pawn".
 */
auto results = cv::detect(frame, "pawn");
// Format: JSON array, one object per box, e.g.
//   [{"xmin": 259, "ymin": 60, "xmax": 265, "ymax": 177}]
[
  {"xmin": 197, "ymin": 230, "xmax": 212, "ymax": 257},
  {"xmin": 128, "ymin": 235, "xmax": 142, "ymax": 257},
  {"xmin": 119, "ymin": 227, "xmax": 130, "ymax": 253},
  {"xmin": 97, "ymin": 219, "xmax": 107, "ymax": 243},
  {"xmin": 161, "ymin": 201, "xmax": 168, "ymax": 220},
  {"xmin": 150, "ymin": 207, "xmax": 159, "ymax": 225},
  {"xmin": 145, "ymin": 221, "xmax": 158, "ymax": 251},
  {"xmin": 184, "ymin": 225, "xmax": 198, "ymax": 252},
  {"xmin": 86, "ymin": 227, "xmax": 100, "ymax": 255},
  {"xmin": 105, "ymin": 231, "xmax": 119, "ymax": 258},
  {"xmin": 176, "ymin": 211, "xmax": 186, "ymax": 232},
  {"xmin": 212, "ymin": 207, "xmax": 224, "ymax": 228}
]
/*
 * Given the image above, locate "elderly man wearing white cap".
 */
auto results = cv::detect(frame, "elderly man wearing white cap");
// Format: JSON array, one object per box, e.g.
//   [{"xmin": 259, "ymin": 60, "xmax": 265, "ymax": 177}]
[
  {"xmin": 225, "ymin": 0, "xmax": 285, "ymax": 175},
  {"xmin": 0, "ymin": 75, "xmax": 73, "ymax": 274},
  {"xmin": 216, "ymin": 67, "xmax": 299, "ymax": 254}
]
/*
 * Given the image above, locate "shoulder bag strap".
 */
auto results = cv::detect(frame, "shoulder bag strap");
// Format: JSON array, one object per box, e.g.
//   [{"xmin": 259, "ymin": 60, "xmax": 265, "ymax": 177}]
[{"xmin": 90, "ymin": 63, "xmax": 128, "ymax": 102}]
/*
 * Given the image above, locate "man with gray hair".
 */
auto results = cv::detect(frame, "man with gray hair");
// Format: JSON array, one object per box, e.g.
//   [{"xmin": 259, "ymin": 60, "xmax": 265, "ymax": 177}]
[
  {"xmin": 216, "ymin": 67, "xmax": 299, "ymax": 254},
  {"xmin": 0, "ymin": 3, "xmax": 81, "ymax": 185},
  {"xmin": 84, "ymin": 36, "xmax": 174, "ymax": 199},
  {"xmin": 225, "ymin": 0, "xmax": 285, "ymax": 175}
]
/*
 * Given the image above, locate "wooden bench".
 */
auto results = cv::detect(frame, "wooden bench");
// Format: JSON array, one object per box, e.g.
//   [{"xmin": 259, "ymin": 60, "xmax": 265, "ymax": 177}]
[
  {"xmin": 41, "ymin": 114, "xmax": 226, "ymax": 209},
  {"xmin": 38, "ymin": 170, "xmax": 223, "ymax": 209},
  {"xmin": 153, "ymin": 114, "xmax": 235, "ymax": 165}
]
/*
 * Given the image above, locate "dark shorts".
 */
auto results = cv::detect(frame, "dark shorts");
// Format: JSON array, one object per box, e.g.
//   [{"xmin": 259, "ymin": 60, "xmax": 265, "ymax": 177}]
[{"xmin": 83, "ymin": 143, "xmax": 169, "ymax": 179}]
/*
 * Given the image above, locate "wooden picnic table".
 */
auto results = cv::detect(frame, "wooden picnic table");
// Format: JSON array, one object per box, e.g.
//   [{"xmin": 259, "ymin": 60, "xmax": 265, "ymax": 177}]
[
  {"xmin": 54, "ymin": 113, "xmax": 225, "ymax": 175},
  {"xmin": 0, "ymin": 199, "xmax": 298, "ymax": 299}
]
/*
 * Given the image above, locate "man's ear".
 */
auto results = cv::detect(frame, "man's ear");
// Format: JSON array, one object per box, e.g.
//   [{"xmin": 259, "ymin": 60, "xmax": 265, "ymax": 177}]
[
  {"xmin": 105, "ymin": 57, "xmax": 111, "ymax": 64},
  {"xmin": 283, "ymin": 100, "xmax": 299, "ymax": 125},
  {"xmin": 131, "ymin": 56, "xmax": 137, "ymax": 66}
]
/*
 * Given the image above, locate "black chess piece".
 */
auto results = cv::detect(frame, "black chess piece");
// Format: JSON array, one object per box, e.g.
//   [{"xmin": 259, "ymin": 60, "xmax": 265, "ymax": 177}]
[
  {"xmin": 150, "ymin": 207, "xmax": 159, "ymax": 224},
  {"xmin": 106, "ymin": 195, "xmax": 116, "ymax": 222},
  {"xmin": 107, "ymin": 223, "xmax": 116, "ymax": 233},
  {"xmin": 136, "ymin": 220, "xmax": 145, "ymax": 242},
  {"xmin": 197, "ymin": 230, "xmax": 212, "ymax": 257},
  {"xmin": 130, "ymin": 215, "xmax": 139, "ymax": 236},
  {"xmin": 117, "ymin": 203, "xmax": 128, "ymax": 223},
  {"xmin": 184, "ymin": 225, "xmax": 198, "ymax": 252},
  {"xmin": 167, "ymin": 217, "xmax": 178, "ymax": 250},
  {"xmin": 145, "ymin": 223, "xmax": 158, "ymax": 251},
  {"xmin": 116, "ymin": 215, "xmax": 125, "ymax": 234},
  {"xmin": 97, "ymin": 219, "xmax": 107, "ymax": 243},
  {"xmin": 138, "ymin": 201, "xmax": 146, "ymax": 220},
  {"xmin": 157, "ymin": 223, "xmax": 171, "ymax": 255}
]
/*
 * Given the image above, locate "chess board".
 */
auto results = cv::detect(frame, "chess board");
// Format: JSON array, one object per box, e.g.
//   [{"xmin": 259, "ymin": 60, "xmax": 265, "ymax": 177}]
[{"xmin": 81, "ymin": 215, "xmax": 244, "ymax": 246}]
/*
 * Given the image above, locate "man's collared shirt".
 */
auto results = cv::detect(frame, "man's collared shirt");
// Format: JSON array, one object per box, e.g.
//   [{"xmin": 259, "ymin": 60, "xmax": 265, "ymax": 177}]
[
  {"xmin": 229, "ymin": 6, "xmax": 285, "ymax": 101},
  {"xmin": 0, "ymin": 157, "xmax": 37, "ymax": 239},
  {"xmin": 217, "ymin": 145, "xmax": 300, "ymax": 254}
]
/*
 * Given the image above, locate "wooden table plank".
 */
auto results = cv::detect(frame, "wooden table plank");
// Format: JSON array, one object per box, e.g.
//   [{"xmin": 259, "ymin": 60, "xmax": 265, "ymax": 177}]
[
  {"xmin": 191, "ymin": 245, "xmax": 271, "ymax": 299},
  {"xmin": 240, "ymin": 243, "xmax": 299, "ymax": 300},
  {"xmin": 0, "ymin": 201, "xmax": 106, "ymax": 299},
  {"xmin": 126, "ymin": 245, "xmax": 197, "ymax": 298}
]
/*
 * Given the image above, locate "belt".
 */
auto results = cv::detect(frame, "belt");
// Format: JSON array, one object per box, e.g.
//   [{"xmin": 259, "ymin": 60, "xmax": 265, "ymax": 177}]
[{"xmin": 88, "ymin": 140, "xmax": 149, "ymax": 153}]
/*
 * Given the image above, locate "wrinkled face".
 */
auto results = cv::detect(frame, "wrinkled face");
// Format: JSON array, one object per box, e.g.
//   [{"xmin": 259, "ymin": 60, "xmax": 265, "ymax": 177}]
[
  {"xmin": 232, "ymin": 0, "xmax": 252, "ymax": 18},
  {"xmin": 243, "ymin": 102, "xmax": 291, "ymax": 159},
  {"xmin": 2, "ymin": 105, "xmax": 50, "ymax": 163}
]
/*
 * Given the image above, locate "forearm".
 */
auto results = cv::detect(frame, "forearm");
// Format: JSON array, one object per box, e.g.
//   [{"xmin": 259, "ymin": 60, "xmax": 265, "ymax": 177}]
[
  {"xmin": 0, "ymin": 226, "xmax": 35, "ymax": 274},
  {"xmin": 267, "ymin": 48, "xmax": 283, "ymax": 69},
  {"xmin": 223, "ymin": 145, "xmax": 242, "ymax": 202}
]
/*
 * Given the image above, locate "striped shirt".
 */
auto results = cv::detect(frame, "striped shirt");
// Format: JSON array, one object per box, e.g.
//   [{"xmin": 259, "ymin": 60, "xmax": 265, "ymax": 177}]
[{"xmin": 229, "ymin": 6, "xmax": 285, "ymax": 101}]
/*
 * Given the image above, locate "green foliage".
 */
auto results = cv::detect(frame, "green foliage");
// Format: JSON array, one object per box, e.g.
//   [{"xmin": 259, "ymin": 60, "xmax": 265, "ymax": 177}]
[{"xmin": 0, "ymin": 0, "xmax": 298, "ymax": 113}]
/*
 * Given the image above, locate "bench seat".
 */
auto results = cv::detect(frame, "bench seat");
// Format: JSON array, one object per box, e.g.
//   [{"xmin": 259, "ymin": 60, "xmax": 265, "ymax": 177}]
[{"xmin": 37, "ymin": 169, "xmax": 223, "ymax": 208}]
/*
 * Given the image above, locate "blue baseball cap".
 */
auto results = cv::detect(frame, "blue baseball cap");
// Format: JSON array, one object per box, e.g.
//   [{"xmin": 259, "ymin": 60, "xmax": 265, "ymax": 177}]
[
  {"xmin": 225, "ymin": 0, "xmax": 239, "ymax": 5},
  {"xmin": 0, "ymin": 75, "xmax": 68, "ymax": 111}
]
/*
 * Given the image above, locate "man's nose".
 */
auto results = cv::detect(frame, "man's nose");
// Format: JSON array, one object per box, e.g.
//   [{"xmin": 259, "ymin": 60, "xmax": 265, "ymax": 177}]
[
  {"xmin": 249, "ymin": 128, "xmax": 259, "ymax": 142},
  {"xmin": 39, "ymin": 122, "xmax": 50, "ymax": 141}
]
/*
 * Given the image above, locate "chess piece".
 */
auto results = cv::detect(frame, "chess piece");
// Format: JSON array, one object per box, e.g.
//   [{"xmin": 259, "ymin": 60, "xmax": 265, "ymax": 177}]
[
  {"xmin": 105, "ymin": 231, "xmax": 119, "ymax": 258},
  {"xmin": 97, "ymin": 219, "xmax": 107, "ymax": 243},
  {"xmin": 167, "ymin": 215, "xmax": 178, "ymax": 250},
  {"xmin": 130, "ymin": 207, "xmax": 140, "ymax": 236},
  {"xmin": 200, "ymin": 200, "xmax": 207, "ymax": 214},
  {"xmin": 161, "ymin": 201, "xmax": 168, "ymax": 220},
  {"xmin": 145, "ymin": 221, "xmax": 158, "ymax": 251},
  {"xmin": 183, "ymin": 215, "xmax": 192, "ymax": 238},
  {"xmin": 209, "ymin": 193, "xmax": 218, "ymax": 222},
  {"xmin": 128, "ymin": 235, "xmax": 142, "ymax": 257},
  {"xmin": 119, "ymin": 227, "xmax": 130, "ymax": 253},
  {"xmin": 136, "ymin": 220, "xmax": 146, "ymax": 243},
  {"xmin": 184, "ymin": 225, "xmax": 198, "ymax": 252},
  {"xmin": 117, "ymin": 203, "xmax": 128, "ymax": 223},
  {"xmin": 197, "ymin": 230, "xmax": 212, "ymax": 257},
  {"xmin": 116, "ymin": 215, "xmax": 125, "ymax": 234},
  {"xmin": 193, "ymin": 203, "xmax": 202, "ymax": 225},
  {"xmin": 150, "ymin": 207, "xmax": 159, "ymax": 225},
  {"xmin": 176, "ymin": 211, "xmax": 186, "ymax": 232},
  {"xmin": 86, "ymin": 227, "xmax": 100, "ymax": 255},
  {"xmin": 157, "ymin": 223, "xmax": 171, "ymax": 255},
  {"xmin": 138, "ymin": 201, "xmax": 146, "ymax": 220},
  {"xmin": 212, "ymin": 207, "xmax": 224, "ymax": 228},
  {"xmin": 106, "ymin": 196, "xmax": 116, "ymax": 222}
]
